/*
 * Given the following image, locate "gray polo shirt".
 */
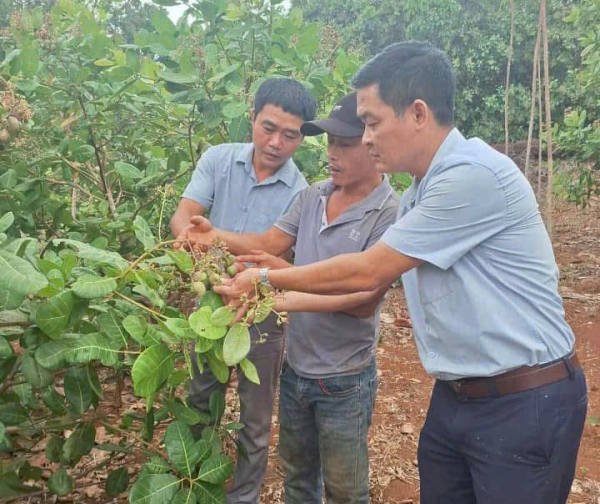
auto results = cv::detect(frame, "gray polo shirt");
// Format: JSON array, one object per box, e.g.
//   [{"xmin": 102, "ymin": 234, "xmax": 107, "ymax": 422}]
[
  {"xmin": 182, "ymin": 143, "xmax": 308, "ymax": 233},
  {"xmin": 381, "ymin": 128, "xmax": 574, "ymax": 380},
  {"xmin": 275, "ymin": 177, "xmax": 400, "ymax": 378}
]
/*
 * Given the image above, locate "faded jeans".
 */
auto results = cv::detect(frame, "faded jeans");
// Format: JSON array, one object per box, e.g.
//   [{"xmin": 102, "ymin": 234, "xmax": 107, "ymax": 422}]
[{"xmin": 279, "ymin": 359, "xmax": 378, "ymax": 504}]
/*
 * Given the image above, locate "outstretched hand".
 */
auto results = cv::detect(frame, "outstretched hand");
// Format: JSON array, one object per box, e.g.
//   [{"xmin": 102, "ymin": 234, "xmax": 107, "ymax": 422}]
[
  {"xmin": 214, "ymin": 268, "xmax": 261, "ymax": 323},
  {"xmin": 235, "ymin": 250, "xmax": 292, "ymax": 271},
  {"xmin": 173, "ymin": 215, "xmax": 216, "ymax": 251}
]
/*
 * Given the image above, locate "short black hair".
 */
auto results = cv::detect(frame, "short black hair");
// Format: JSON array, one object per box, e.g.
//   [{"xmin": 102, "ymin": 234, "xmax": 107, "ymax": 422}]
[
  {"xmin": 253, "ymin": 78, "xmax": 317, "ymax": 122},
  {"xmin": 352, "ymin": 41, "xmax": 455, "ymax": 126}
]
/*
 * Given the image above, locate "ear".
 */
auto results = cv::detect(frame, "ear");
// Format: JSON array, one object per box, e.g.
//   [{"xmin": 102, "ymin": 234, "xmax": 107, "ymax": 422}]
[{"xmin": 411, "ymin": 99, "xmax": 429, "ymax": 129}]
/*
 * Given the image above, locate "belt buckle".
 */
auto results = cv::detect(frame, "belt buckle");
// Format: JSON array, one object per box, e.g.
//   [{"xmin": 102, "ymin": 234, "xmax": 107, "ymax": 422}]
[{"xmin": 448, "ymin": 380, "xmax": 463, "ymax": 393}]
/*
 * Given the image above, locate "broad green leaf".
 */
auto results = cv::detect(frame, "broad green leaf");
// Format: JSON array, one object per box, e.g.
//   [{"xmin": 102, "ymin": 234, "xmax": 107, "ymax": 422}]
[
  {"xmin": 222, "ymin": 323, "xmax": 250, "ymax": 366},
  {"xmin": 64, "ymin": 367, "xmax": 92, "ymax": 414},
  {"xmin": 164, "ymin": 318, "xmax": 196, "ymax": 339},
  {"xmin": 134, "ymin": 215, "xmax": 157, "ymax": 250},
  {"xmin": 208, "ymin": 390, "xmax": 224, "ymax": 423},
  {"xmin": 132, "ymin": 345, "xmax": 174, "ymax": 398},
  {"xmin": 0, "ymin": 403, "xmax": 28, "ymax": 425},
  {"xmin": 0, "ymin": 250, "xmax": 48, "ymax": 295},
  {"xmin": 0, "ymin": 472, "xmax": 39, "ymax": 498},
  {"xmin": 194, "ymin": 337, "xmax": 214, "ymax": 354},
  {"xmin": 240, "ymin": 358, "xmax": 260, "ymax": 385},
  {"xmin": 205, "ymin": 353, "xmax": 229, "ymax": 384},
  {"xmin": 164, "ymin": 421, "xmax": 202, "ymax": 476},
  {"xmin": 189, "ymin": 307, "xmax": 226, "ymax": 341},
  {"xmin": 72, "ymin": 274, "xmax": 117, "ymax": 299},
  {"xmin": 0, "ymin": 286, "xmax": 24, "ymax": 310},
  {"xmin": 0, "ymin": 169, "xmax": 17, "ymax": 189},
  {"xmin": 61, "ymin": 423, "xmax": 95, "ymax": 466},
  {"xmin": 209, "ymin": 307, "xmax": 236, "ymax": 328},
  {"xmin": 143, "ymin": 456, "xmax": 170, "ymax": 475},
  {"xmin": 97, "ymin": 312, "xmax": 128, "ymax": 347},
  {"xmin": 67, "ymin": 333, "xmax": 120, "ymax": 367},
  {"xmin": 133, "ymin": 276, "xmax": 165, "ymax": 309},
  {"xmin": 164, "ymin": 398, "xmax": 210, "ymax": 426},
  {"xmin": 48, "ymin": 469, "xmax": 73, "ymax": 496},
  {"xmin": 228, "ymin": 116, "xmax": 250, "ymax": 143},
  {"xmin": 158, "ymin": 70, "xmax": 197, "ymax": 84},
  {"xmin": 19, "ymin": 42, "xmax": 40, "ymax": 77},
  {"xmin": 35, "ymin": 290, "xmax": 74, "ymax": 338},
  {"xmin": 35, "ymin": 340, "xmax": 72, "ymax": 370},
  {"xmin": 107, "ymin": 65, "xmax": 134, "ymax": 82},
  {"xmin": 193, "ymin": 481, "xmax": 225, "ymax": 504},
  {"xmin": 172, "ymin": 487, "xmax": 197, "ymax": 504},
  {"xmin": 151, "ymin": 10, "xmax": 176, "ymax": 35},
  {"xmin": 87, "ymin": 364, "xmax": 103, "ymax": 399},
  {"xmin": 21, "ymin": 351, "xmax": 54, "ymax": 388},
  {"xmin": 53, "ymin": 240, "xmax": 129, "ymax": 269},
  {"xmin": 167, "ymin": 251, "xmax": 193, "ymax": 274},
  {"xmin": 199, "ymin": 292, "xmax": 224, "ymax": 311},
  {"xmin": 114, "ymin": 161, "xmax": 143, "ymax": 180},
  {"xmin": 123, "ymin": 315, "xmax": 147, "ymax": 342},
  {"xmin": 222, "ymin": 101, "xmax": 248, "ymax": 119},
  {"xmin": 0, "ymin": 212, "xmax": 14, "ymax": 232},
  {"xmin": 197, "ymin": 455, "xmax": 233, "ymax": 485},
  {"xmin": 41, "ymin": 387, "xmax": 69, "ymax": 415},
  {"xmin": 129, "ymin": 474, "xmax": 179, "ymax": 504},
  {"xmin": 0, "ymin": 336, "xmax": 12, "ymax": 359},
  {"xmin": 106, "ymin": 467, "xmax": 129, "ymax": 497}
]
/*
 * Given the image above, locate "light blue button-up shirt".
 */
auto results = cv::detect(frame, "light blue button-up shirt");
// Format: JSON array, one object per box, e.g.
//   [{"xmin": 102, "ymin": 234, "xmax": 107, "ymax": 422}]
[
  {"xmin": 381, "ymin": 129, "xmax": 574, "ymax": 380},
  {"xmin": 182, "ymin": 143, "xmax": 308, "ymax": 233}
]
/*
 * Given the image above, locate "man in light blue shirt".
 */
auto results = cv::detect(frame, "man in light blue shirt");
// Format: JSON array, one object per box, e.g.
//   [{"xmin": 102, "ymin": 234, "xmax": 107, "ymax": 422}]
[
  {"xmin": 170, "ymin": 77, "xmax": 316, "ymax": 504},
  {"xmin": 217, "ymin": 42, "xmax": 588, "ymax": 504}
]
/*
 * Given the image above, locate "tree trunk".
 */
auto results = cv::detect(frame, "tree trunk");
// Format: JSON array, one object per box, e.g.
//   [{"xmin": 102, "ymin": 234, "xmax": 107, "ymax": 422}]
[
  {"xmin": 504, "ymin": 0, "xmax": 515, "ymax": 155},
  {"xmin": 541, "ymin": 0, "xmax": 554, "ymax": 238},
  {"xmin": 525, "ymin": 22, "xmax": 541, "ymax": 182}
]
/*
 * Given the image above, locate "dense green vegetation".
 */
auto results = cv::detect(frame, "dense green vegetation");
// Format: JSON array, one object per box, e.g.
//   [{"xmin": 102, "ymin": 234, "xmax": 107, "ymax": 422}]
[{"xmin": 0, "ymin": 0, "xmax": 598, "ymax": 501}]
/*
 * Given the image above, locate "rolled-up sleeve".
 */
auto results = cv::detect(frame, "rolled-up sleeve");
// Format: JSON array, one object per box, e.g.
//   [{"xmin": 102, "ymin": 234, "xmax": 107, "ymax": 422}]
[
  {"xmin": 182, "ymin": 147, "xmax": 218, "ymax": 209},
  {"xmin": 381, "ymin": 164, "xmax": 508, "ymax": 270}
]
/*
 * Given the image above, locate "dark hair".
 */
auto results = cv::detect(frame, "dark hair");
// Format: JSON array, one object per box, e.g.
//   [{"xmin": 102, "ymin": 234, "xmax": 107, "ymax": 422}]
[
  {"xmin": 352, "ymin": 41, "xmax": 455, "ymax": 126},
  {"xmin": 253, "ymin": 78, "xmax": 317, "ymax": 122}
]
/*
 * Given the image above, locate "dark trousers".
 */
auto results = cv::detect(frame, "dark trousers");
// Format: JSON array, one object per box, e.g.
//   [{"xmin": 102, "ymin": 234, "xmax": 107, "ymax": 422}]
[{"xmin": 418, "ymin": 367, "xmax": 587, "ymax": 504}]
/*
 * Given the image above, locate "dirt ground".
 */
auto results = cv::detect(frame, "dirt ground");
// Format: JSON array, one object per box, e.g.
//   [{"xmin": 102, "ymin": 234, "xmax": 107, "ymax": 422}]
[{"xmin": 258, "ymin": 197, "xmax": 600, "ymax": 504}]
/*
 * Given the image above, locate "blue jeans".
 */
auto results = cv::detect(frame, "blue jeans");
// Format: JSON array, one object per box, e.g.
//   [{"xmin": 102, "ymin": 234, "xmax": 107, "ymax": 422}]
[
  {"xmin": 418, "ymin": 364, "xmax": 587, "ymax": 504},
  {"xmin": 279, "ymin": 360, "xmax": 378, "ymax": 504}
]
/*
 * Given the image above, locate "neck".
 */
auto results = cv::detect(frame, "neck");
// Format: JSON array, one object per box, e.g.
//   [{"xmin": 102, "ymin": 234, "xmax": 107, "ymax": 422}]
[
  {"xmin": 337, "ymin": 173, "xmax": 383, "ymax": 200},
  {"xmin": 252, "ymin": 152, "xmax": 284, "ymax": 182},
  {"xmin": 412, "ymin": 126, "xmax": 453, "ymax": 180}
]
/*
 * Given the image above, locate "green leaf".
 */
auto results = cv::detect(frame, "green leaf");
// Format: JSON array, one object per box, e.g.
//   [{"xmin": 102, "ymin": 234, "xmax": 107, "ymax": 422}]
[
  {"xmin": 222, "ymin": 101, "xmax": 248, "ymax": 119},
  {"xmin": 68, "ymin": 333, "xmax": 120, "ymax": 367},
  {"xmin": 208, "ymin": 390, "xmax": 224, "ymax": 424},
  {"xmin": 193, "ymin": 481, "xmax": 225, "ymax": 504},
  {"xmin": 123, "ymin": 315, "xmax": 148, "ymax": 342},
  {"xmin": 164, "ymin": 421, "xmax": 202, "ymax": 476},
  {"xmin": 53, "ymin": 239, "xmax": 129, "ymax": 269},
  {"xmin": 240, "ymin": 358, "xmax": 260, "ymax": 385},
  {"xmin": 35, "ymin": 290, "xmax": 74, "ymax": 338},
  {"xmin": 35, "ymin": 339, "xmax": 72, "ymax": 370},
  {"xmin": 0, "ymin": 403, "xmax": 28, "ymax": 425},
  {"xmin": 114, "ymin": 161, "xmax": 143, "ymax": 180},
  {"xmin": 0, "ymin": 336, "xmax": 12, "ymax": 359},
  {"xmin": 0, "ymin": 286, "xmax": 25, "ymax": 310},
  {"xmin": 129, "ymin": 474, "xmax": 179, "ymax": 504},
  {"xmin": 134, "ymin": 215, "xmax": 157, "ymax": 251},
  {"xmin": 189, "ymin": 307, "xmax": 227, "ymax": 341},
  {"xmin": 228, "ymin": 116, "xmax": 250, "ymax": 143},
  {"xmin": 21, "ymin": 351, "xmax": 54, "ymax": 388},
  {"xmin": 61, "ymin": 423, "xmax": 95, "ymax": 466},
  {"xmin": 19, "ymin": 42, "xmax": 40, "ymax": 78},
  {"xmin": 133, "ymin": 276, "xmax": 165, "ymax": 309},
  {"xmin": 164, "ymin": 398, "xmax": 210, "ymax": 426},
  {"xmin": 0, "ymin": 169, "xmax": 18, "ymax": 189},
  {"xmin": 197, "ymin": 455, "xmax": 233, "ymax": 485},
  {"xmin": 222, "ymin": 323, "xmax": 251, "ymax": 366},
  {"xmin": 0, "ymin": 212, "xmax": 14, "ymax": 233},
  {"xmin": 48, "ymin": 469, "xmax": 73, "ymax": 497},
  {"xmin": 72, "ymin": 274, "xmax": 117, "ymax": 299},
  {"xmin": 167, "ymin": 251, "xmax": 194, "ymax": 274},
  {"xmin": 158, "ymin": 70, "xmax": 197, "ymax": 84},
  {"xmin": 0, "ymin": 472, "xmax": 39, "ymax": 498},
  {"xmin": 0, "ymin": 250, "xmax": 48, "ymax": 295},
  {"xmin": 132, "ymin": 345, "xmax": 174, "ymax": 398},
  {"xmin": 199, "ymin": 292, "xmax": 224, "ymax": 311},
  {"xmin": 164, "ymin": 318, "xmax": 196, "ymax": 339},
  {"xmin": 209, "ymin": 307, "xmax": 236, "ymax": 328},
  {"xmin": 151, "ymin": 10, "xmax": 176, "ymax": 35},
  {"xmin": 41, "ymin": 387, "xmax": 69, "ymax": 415},
  {"xmin": 64, "ymin": 367, "xmax": 92, "ymax": 414},
  {"xmin": 205, "ymin": 353, "xmax": 229, "ymax": 384},
  {"xmin": 97, "ymin": 312, "xmax": 127, "ymax": 347},
  {"xmin": 106, "ymin": 467, "xmax": 129, "ymax": 497},
  {"xmin": 172, "ymin": 487, "xmax": 197, "ymax": 504}
]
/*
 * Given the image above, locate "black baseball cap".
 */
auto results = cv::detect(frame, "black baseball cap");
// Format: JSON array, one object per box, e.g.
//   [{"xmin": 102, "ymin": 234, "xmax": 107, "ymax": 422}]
[{"xmin": 300, "ymin": 92, "xmax": 365, "ymax": 138}]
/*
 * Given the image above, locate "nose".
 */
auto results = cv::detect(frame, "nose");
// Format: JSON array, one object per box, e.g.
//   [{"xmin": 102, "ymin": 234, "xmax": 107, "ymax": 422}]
[
  {"xmin": 362, "ymin": 128, "xmax": 373, "ymax": 146},
  {"xmin": 268, "ymin": 132, "xmax": 283, "ymax": 150}
]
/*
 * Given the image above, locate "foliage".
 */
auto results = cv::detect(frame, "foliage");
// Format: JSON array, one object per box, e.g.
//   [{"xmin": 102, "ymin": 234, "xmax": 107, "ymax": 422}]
[
  {"xmin": 0, "ymin": 0, "xmax": 361, "ymax": 500},
  {"xmin": 554, "ymin": 0, "xmax": 600, "ymax": 207},
  {"xmin": 293, "ymin": 0, "xmax": 588, "ymax": 143}
]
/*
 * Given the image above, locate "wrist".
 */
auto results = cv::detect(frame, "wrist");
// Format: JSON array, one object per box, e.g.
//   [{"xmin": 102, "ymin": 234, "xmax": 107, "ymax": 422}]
[{"xmin": 258, "ymin": 267, "xmax": 272, "ymax": 289}]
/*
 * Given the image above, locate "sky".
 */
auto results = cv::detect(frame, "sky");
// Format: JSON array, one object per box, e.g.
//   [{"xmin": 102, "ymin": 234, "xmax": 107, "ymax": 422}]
[{"xmin": 165, "ymin": 1, "xmax": 292, "ymax": 23}]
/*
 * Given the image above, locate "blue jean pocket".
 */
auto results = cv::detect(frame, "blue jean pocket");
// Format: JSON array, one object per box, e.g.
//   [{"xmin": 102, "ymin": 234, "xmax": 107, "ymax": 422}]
[{"xmin": 318, "ymin": 374, "xmax": 360, "ymax": 397}]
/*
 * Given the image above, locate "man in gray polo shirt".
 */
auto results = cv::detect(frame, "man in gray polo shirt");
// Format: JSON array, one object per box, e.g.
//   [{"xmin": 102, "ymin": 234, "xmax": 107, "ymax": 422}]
[
  {"xmin": 217, "ymin": 43, "xmax": 588, "ymax": 504},
  {"xmin": 181, "ymin": 92, "xmax": 399, "ymax": 503},
  {"xmin": 170, "ymin": 77, "xmax": 316, "ymax": 504}
]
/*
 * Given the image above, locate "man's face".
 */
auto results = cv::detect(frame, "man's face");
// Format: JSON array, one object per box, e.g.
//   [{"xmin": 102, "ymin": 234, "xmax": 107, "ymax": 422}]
[
  {"xmin": 327, "ymin": 135, "xmax": 376, "ymax": 189},
  {"xmin": 357, "ymin": 84, "xmax": 415, "ymax": 174},
  {"xmin": 252, "ymin": 104, "xmax": 304, "ymax": 173}
]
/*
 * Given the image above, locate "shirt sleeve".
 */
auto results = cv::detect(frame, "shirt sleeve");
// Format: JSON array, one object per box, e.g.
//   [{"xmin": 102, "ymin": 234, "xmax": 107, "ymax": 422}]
[
  {"xmin": 273, "ymin": 185, "xmax": 310, "ymax": 237},
  {"xmin": 181, "ymin": 147, "xmax": 219, "ymax": 209},
  {"xmin": 381, "ymin": 164, "xmax": 508, "ymax": 270},
  {"xmin": 279, "ymin": 173, "xmax": 309, "ymax": 218}
]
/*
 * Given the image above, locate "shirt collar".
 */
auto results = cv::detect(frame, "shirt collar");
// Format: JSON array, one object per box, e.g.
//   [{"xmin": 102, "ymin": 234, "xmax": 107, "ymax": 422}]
[
  {"xmin": 425, "ymin": 127, "xmax": 466, "ymax": 177},
  {"xmin": 235, "ymin": 143, "xmax": 297, "ymax": 187},
  {"xmin": 318, "ymin": 175, "xmax": 395, "ymax": 214}
]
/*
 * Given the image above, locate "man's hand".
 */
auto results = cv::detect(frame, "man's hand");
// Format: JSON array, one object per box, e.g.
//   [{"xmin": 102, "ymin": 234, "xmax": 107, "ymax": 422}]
[
  {"xmin": 213, "ymin": 268, "xmax": 261, "ymax": 307},
  {"xmin": 236, "ymin": 250, "xmax": 292, "ymax": 271},
  {"xmin": 173, "ymin": 215, "xmax": 217, "ymax": 251}
]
